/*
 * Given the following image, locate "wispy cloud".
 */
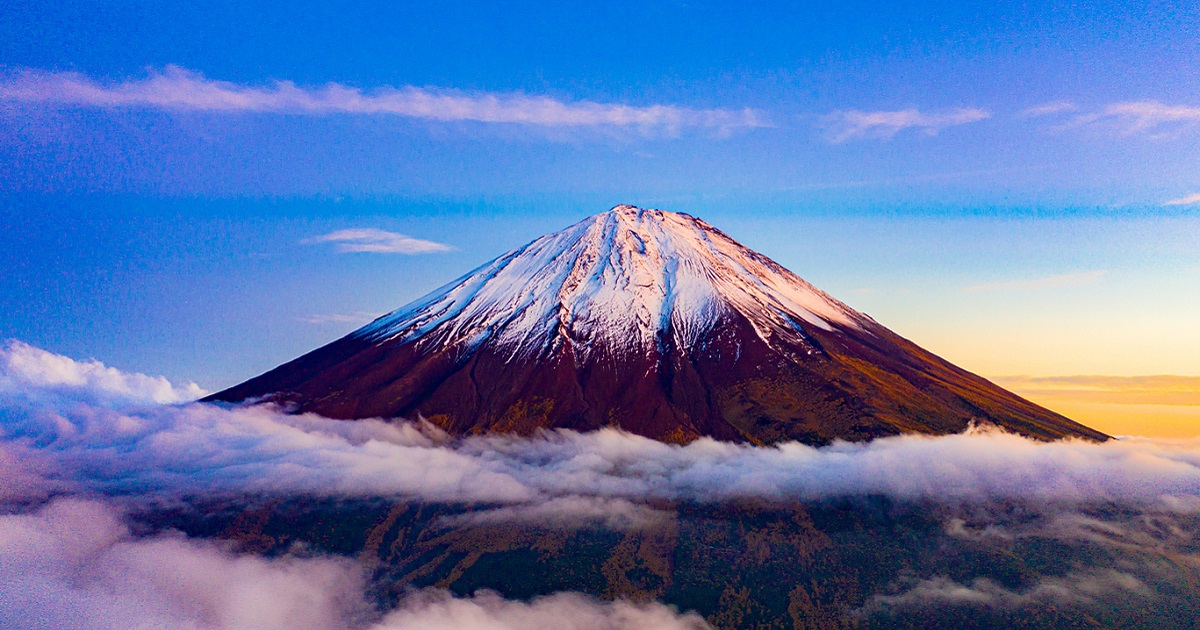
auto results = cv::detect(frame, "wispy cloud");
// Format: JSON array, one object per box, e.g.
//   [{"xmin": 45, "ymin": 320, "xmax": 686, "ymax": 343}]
[
  {"xmin": 822, "ymin": 107, "xmax": 990, "ymax": 142},
  {"xmin": 1070, "ymin": 100, "xmax": 1200, "ymax": 135},
  {"xmin": 0, "ymin": 66, "xmax": 766, "ymax": 134},
  {"xmin": 993, "ymin": 375, "xmax": 1200, "ymax": 407},
  {"xmin": 1022, "ymin": 100, "xmax": 1077, "ymax": 117},
  {"xmin": 1164, "ymin": 193, "xmax": 1200, "ymax": 207},
  {"xmin": 965, "ymin": 270, "xmax": 1107, "ymax": 293},
  {"xmin": 857, "ymin": 570, "xmax": 1146, "ymax": 616},
  {"xmin": 303, "ymin": 228, "xmax": 451, "ymax": 254},
  {"xmin": 297, "ymin": 312, "xmax": 383, "ymax": 326}
]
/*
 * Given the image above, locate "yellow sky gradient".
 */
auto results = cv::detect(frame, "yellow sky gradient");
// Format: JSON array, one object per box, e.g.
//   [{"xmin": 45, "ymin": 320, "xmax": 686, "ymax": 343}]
[{"xmin": 991, "ymin": 375, "xmax": 1200, "ymax": 439}]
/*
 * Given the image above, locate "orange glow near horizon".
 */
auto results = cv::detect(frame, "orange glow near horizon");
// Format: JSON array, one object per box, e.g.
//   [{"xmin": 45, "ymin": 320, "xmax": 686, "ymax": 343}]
[{"xmin": 992, "ymin": 375, "xmax": 1200, "ymax": 439}]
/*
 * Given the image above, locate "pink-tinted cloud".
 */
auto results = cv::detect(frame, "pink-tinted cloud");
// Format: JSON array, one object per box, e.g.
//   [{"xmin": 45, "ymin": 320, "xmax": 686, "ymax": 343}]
[
  {"xmin": 297, "ymin": 312, "xmax": 384, "ymax": 326},
  {"xmin": 822, "ymin": 107, "xmax": 990, "ymax": 142},
  {"xmin": 1068, "ymin": 101, "xmax": 1200, "ymax": 135},
  {"xmin": 302, "ymin": 228, "xmax": 452, "ymax": 254},
  {"xmin": 1164, "ymin": 193, "xmax": 1200, "ymax": 207},
  {"xmin": 1022, "ymin": 101, "xmax": 1078, "ymax": 117},
  {"xmin": 0, "ymin": 66, "xmax": 766, "ymax": 135}
]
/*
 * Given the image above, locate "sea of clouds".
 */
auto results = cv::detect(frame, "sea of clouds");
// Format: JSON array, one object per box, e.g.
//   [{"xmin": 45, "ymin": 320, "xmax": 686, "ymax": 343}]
[{"xmin": 2, "ymin": 339, "xmax": 1199, "ymax": 628}]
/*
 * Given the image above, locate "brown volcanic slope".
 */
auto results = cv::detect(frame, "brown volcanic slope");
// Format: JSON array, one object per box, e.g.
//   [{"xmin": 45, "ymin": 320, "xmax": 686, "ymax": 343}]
[{"xmin": 206, "ymin": 206, "xmax": 1107, "ymax": 444}]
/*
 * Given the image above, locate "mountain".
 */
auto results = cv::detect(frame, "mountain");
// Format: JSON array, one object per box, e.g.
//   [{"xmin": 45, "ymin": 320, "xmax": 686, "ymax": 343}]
[{"xmin": 206, "ymin": 205, "xmax": 1107, "ymax": 444}]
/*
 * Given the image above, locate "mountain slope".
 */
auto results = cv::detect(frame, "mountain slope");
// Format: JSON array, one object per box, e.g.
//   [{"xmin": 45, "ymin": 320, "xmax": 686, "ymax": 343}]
[{"xmin": 206, "ymin": 206, "xmax": 1107, "ymax": 444}]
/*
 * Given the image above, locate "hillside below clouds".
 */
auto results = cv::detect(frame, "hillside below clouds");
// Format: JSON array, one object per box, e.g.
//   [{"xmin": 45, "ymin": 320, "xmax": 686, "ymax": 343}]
[{"xmin": 207, "ymin": 206, "xmax": 1107, "ymax": 444}]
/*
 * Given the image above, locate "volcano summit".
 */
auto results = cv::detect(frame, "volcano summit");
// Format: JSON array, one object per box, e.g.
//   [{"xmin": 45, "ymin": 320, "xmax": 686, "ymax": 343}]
[{"xmin": 207, "ymin": 206, "xmax": 1106, "ymax": 444}]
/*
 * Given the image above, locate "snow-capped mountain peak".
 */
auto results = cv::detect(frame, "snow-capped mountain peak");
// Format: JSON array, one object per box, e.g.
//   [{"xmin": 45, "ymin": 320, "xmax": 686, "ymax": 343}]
[
  {"xmin": 357, "ymin": 205, "xmax": 869, "ymax": 359},
  {"xmin": 208, "ymin": 204, "xmax": 1107, "ymax": 445}
]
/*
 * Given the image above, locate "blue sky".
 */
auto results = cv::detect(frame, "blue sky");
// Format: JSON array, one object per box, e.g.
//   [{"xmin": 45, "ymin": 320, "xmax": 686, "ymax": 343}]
[{"xmin": 2, "ymin": 1, "xmax": 1199, "ymax": 435}]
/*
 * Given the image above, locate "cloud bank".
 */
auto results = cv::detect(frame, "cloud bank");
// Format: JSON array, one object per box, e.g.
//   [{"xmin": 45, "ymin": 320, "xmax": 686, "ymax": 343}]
[
  {"xmin": 0, "ymin": 66, "xmax": 765, "ymax": 135},
  {"xmin": 822, "ymin": 107, "xmax": 990, "ymax": 142},
  {"xmin": 303, "ymin": 228, "xmax": 452, "ymax": 254},
  {"xmin": 4, "ymin": 342, "xmax": 1200, "ymax": 518},
  {"xmin": 3, "ymin": 342, "xmax": 1199, "ymax": 627}
]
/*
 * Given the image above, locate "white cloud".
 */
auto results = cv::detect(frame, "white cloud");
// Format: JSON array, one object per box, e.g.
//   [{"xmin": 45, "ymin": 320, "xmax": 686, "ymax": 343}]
[
  {"xmin": 1022, "ymin": 101, "xmax": 1078, "ymax": 117},
  {"xmin": 822, "ymin": 107, "xmax": 990, "ymax": 142},
  {"xmin": 7, "ymin": 341, "xmax": 1200, "ymax": 526},
  {"xmin": 0, "ymin": 339, "xmax": 205, "ymax": 404},
  {"xmin": 964, "ymin": 269, "xmax": 1107, "ymax": 293},
  {"xmin": 5, "ymin": 342, "xmax": 1200, "ymax": 626},
  {"xmin": 0, "ymin": 66, "xmax": 766, "ymax": 135},
  {"xmin": 8, "ymin": 376, "xmax": 1200, "ymax": 512},
  {"xmin": 1165, "ymin": 193, "xmax": 1200, "ymax": 207},
  {"xmin": 302, "ymin": 228, "xmax": 452, "ymax": 254},
  {"xmin": 297, "ymin": 312, "xmax": 384, "ymax": 325}
]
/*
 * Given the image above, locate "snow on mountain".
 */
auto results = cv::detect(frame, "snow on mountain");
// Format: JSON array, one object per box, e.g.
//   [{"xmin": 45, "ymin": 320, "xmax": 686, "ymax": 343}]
[
  {"xmin": 358, "ymin": 205, "xmax": 871, "ymax": 360},
  {"xmin": 207, "ymin": 204, "xmax": 1108, "ymax": 445}
]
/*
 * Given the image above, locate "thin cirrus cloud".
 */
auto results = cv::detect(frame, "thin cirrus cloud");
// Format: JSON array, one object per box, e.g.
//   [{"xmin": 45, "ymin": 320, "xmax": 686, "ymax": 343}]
[
  {"xmin": 855, "ymin": 570, "xmax": 1146, "ymax": 617},
  {"xmin": 964, "ymin": 269, "xmax": 1107, "ymax": 293},
  {"xmin": 821, "ymin": 107, "xmax": 991, "ymax": 142},
  {"xmin": 297, "ymin": 312, "xmax": 384, "ymax": 326},
  {"xmin": 1021, "ymin": 100, "xmax": 1078, "ymax": 117},
  {"xmin": 303, "ymin": 228, "xmax": 452, "ymax": 254},
  {"xmin": 993, "ymin": 375, "xmax": 1200, "ymax": 408},
  {"xmin": 0, "ymin": 65, "xmax": 766, "ymax": 135},
  {"xmin": 1068, "ymin": 101, "xmax": 1200, "ymax": 135},
  {"xmin": 1164, "ymin": 193, "xmax": 1200, "ymax": 207}
]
